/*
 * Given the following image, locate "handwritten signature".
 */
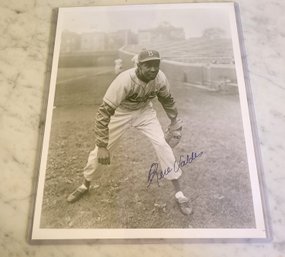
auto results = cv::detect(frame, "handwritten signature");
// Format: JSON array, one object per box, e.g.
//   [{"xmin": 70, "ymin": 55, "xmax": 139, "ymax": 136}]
[{"xmin": 147, "ymin": 151, "xmax": 203, "ymax": 187}]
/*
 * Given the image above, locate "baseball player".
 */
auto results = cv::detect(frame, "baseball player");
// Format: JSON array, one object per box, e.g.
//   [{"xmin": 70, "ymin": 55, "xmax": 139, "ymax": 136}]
[
  {"xmin": 67, "ymin": 49, "xmax": 192, "ymax": 216},
  {"xmin": 114, "ymin": 58, "xmax": 123, "ymax": 75},
  {"xmin": 131, "ymin": 54, "xmax": 138, "ymax": 68}
]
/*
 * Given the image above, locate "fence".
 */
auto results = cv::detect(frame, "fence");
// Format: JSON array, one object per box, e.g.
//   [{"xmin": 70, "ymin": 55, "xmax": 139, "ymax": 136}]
[
  {"xmin": 58, "ymin": 51, "xmax": 118, "ymax": 67},
  {"xmin": 119, "ymin": 48, "xmax": 238, "ymax": 91}
]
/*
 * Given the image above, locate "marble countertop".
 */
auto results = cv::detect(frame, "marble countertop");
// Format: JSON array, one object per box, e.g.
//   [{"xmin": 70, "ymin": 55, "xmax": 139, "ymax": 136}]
[{"xmin": 1, "ymin": 0, "xmax": 285, "ymax": 256}]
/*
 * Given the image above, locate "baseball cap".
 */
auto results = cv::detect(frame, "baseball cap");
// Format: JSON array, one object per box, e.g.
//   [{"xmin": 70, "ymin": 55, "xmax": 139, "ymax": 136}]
[{"xmin": 138, "ymin": 49, "xmax": 160, "ymax": 63}]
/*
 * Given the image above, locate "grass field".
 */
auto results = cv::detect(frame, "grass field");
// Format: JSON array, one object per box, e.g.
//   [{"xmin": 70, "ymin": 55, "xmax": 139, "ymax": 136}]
[{"xmin": 40, "ymin": 66, "xmax": 255, "ymax": 229}]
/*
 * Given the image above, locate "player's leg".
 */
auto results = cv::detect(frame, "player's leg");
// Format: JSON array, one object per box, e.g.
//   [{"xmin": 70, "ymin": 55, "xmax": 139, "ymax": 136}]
[
  {"xmin": 83, "ymin": 109, "xmax": 132, "ymax": 181},
  {"xmin": 134, "ymin": 106, "xmax": 182, "ymax": 179},
  {"xmin": 67, "ymin": 108, "xmax": 131, "ymax": 203},
  {"xmin": 134, "ymin": 106, "xmax": 192, "ymax": 215}
]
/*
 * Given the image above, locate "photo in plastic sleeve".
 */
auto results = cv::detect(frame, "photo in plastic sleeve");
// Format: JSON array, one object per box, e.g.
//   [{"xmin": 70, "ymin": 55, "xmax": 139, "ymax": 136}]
[{"xmin": 31, "ymin": 2, "xmax": 268, "ymax": 240}]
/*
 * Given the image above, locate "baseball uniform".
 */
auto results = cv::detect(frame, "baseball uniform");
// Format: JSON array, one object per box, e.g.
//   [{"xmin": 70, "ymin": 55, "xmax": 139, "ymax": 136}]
[{"xmin": 83, "ymin": 68, "xmax": 182, "ymax": 181}]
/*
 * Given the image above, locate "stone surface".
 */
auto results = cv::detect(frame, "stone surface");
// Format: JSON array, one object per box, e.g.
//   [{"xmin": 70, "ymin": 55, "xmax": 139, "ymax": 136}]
[{"xmin": 1, "ymin": 0, "xmax": 285, "ymax": 256}]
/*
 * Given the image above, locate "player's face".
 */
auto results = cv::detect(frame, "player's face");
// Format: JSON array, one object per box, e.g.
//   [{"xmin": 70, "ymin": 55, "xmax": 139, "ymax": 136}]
[{"xmin": 138, "ymin": 60, "xmax": 160, "ymax": 82}]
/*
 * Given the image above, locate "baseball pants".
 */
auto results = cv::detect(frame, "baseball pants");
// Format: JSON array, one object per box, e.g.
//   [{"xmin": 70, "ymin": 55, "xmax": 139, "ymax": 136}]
[{"xmin": 83, "ymin": 104, "xmax": 182, "ymax": 181}]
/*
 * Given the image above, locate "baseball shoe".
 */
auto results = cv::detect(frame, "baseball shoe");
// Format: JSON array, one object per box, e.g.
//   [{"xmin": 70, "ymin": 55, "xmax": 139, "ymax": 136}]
[
  {"xmin": 176, "ymin": 196, "xmax": 193, "ymax": 216},
  {"xmin": 67, "ymin": 184, "xmax": 89, "ymax": 203}
]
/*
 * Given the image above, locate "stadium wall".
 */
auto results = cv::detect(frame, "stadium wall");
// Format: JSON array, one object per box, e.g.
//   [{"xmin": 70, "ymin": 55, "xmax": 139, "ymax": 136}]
[
  {"xmin": 58, "ymin": 51, "xmax": 118, "ymax": 67},
  {"xmin": 118, "ymin": 48, "xmax": 237, "ymax": 90}
]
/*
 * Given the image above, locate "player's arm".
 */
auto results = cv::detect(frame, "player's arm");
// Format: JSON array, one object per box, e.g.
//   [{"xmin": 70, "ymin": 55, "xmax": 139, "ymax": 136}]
[
  {"xmin": 95, "ymin": 73, "xmax": 129, "ymax": 164},
  {"xmin": 157, "ymin": 73, "xmax": 178, "ymax": 122},
  {"xmin": 157, "ymin": 73, "xmax": 183, "ymax": 148},
  {"xmin": 95, "ymin": 102, "xmax": 115, "ymax": 165}
]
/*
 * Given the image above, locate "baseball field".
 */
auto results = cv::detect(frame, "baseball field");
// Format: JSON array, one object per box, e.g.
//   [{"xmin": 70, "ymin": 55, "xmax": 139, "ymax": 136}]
[{"xmin": 40, "ymin": 65, "xmax": 255, "ymax": 229}]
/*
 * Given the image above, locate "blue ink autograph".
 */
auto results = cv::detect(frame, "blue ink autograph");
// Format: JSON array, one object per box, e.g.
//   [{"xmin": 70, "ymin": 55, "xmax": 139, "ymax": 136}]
[{"xmin": 147, "ymin": 151, "xmax": 203, "ymax": 187}]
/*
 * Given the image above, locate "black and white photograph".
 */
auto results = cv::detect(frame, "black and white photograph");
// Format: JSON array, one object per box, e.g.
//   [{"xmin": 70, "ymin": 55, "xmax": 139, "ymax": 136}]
[{"xmin": 31, "ymin": 3, "xmax": 267, "ymax": 240}]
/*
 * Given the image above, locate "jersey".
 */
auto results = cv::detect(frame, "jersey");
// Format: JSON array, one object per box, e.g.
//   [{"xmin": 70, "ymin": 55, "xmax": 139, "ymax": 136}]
[{"xmin": 104, "ymin": 68, "xmax": 174, "ymax": 111}]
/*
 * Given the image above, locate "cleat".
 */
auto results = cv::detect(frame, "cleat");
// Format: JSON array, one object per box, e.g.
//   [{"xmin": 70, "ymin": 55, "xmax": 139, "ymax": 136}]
[
  {"xmin": 176, "ymin": 197, "xmax": 193, "ymax": 216},
  {"xmin": 67, "ymin": 185, "xmax": 88, "ymax": 203}
]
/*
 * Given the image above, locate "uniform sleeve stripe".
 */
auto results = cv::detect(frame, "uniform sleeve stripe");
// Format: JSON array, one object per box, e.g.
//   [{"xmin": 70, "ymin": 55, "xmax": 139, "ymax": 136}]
[{"xmin": 103, "ymin": 97, "xmax": 117, "ymax": 109}]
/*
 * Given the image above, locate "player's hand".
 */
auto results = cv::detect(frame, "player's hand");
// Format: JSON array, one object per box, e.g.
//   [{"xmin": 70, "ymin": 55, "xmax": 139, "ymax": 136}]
[
  {"xmin": 98, "ymin": 147, "xmax": 110, "ymax": 165},
  {"xmin": 165, "ymin": 118, "xmax": 183, "ymax": 148}
]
